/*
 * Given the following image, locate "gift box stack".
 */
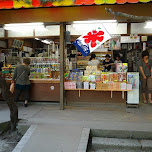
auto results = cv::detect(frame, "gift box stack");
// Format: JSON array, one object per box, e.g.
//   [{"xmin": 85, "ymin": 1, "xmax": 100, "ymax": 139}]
[{"xmin": 64, "ymin": 64, "xmax": 132, "ymax": 91}]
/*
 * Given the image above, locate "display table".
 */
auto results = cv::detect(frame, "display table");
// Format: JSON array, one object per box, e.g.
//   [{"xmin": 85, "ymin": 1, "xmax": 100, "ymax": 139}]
[{"xmin": 0, "ymin": 79, "xmax": 60, "ymax": 102}]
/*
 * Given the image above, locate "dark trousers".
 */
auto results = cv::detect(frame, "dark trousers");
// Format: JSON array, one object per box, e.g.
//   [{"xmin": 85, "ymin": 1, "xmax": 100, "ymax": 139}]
[{"xmin": 15, "ymin": 87, "xmax": 30, "ymax": 102}]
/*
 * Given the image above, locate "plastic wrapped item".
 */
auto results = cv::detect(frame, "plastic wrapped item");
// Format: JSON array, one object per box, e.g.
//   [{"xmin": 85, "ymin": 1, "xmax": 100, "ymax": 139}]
[
  {"xmin": 84, "ymin": 82, "xmax": 89, "ymax": 89},
  {"xmin": 116, "ymin": 63, "xmax": 128, "ymax": 72},
  {"xmin": 113, "ymin": 81, "xmax": 121, "ymax": 90},
  {"xmin": 64, "ymin": 71, "xmax": 70, "ymax": 80},
  {"xmin": 101, "ymin": 72, "xmax": 109, "ymax": 82},
  {"xmin": 82, "ymin": 76, "xmax": 89, "ymax": 82},
  {"xmin": 120, "ymin": 83, "xmax": 127, "ymax": 90},
  {"xmin": 95, "ymin": 75, "xmax": 101, "ymax": 81},
  {"xmin": 92, "ymin": 66, "xmax": 97, "ymax": 71},
  {"xmin": 89, "ymin": 75, "xmax": 96, "ymax": 82},
  {"xmin": 84, "ymin": 70, "xmax": 90, "ymax": 76},
  {"xmin": 86, "ymin": 66, "xmax": 92, "ymax": 71},
  {"xmin": 109, "ymin": 81, "xmax": 114, "ymax": 89},
  {"xmin": 76, "ymin": 81, "xmax": 83, "ymax": 89},
  {"xmin": 109, "ymin": 72, "xmax": 118, "ymax": 82},
  {"xmin": 76, "ymin": 72, "xmax": 83, "ymax": 81},
  {"xmin": 127, "ymin": 84, "xmax": 132, "ymax": 90},
  {"xmin": 95, "ymin": 70, "xmax": 101, "ymax": 75},
  {"xmin": 102, "ymin": 80, "xmax": 109, "ymax": 89},
  {"xmin": 70, "ymin": 82, "xmax": 76, "ymax": 89},
  {"xmin": 90, "ymin": 82, "xmax": 96, "ymax": 89},
  {"xmin": 64, "ymin": 82, "xmax": 71, "ymax": 89},
  {"xmin": 118, "ymin": 72, "xmax": 126, "ymax": 82},
  {"xmin": 96, "ymin": 82, "xmax": 102, "ymax": 90}
]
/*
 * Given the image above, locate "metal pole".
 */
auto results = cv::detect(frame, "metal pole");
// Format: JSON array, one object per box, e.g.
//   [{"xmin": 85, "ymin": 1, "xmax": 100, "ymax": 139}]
[{"xmin": 60, "ymin": 23, "xmax": 66, "ymax": 110}]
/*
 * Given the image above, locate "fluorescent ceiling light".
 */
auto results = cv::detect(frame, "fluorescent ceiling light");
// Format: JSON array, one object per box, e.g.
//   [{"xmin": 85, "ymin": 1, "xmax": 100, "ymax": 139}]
[
  {"xmin": 4, "ymin": 22, "xmax": 45, "ymax": 31},
  {"xmin": 144, "ymin": 21, "xmax": 152, "ymax": 28},
  {"xmin": 35, "ymin": 38, "xmax": 40, "ymax": 40},
  {"xmin": 73, "ymin": 20, "xmax": 117, "ymax": 24},
  {"xmin": 41, "ymin": 40, "xmax": 50, "ymax": 44}
]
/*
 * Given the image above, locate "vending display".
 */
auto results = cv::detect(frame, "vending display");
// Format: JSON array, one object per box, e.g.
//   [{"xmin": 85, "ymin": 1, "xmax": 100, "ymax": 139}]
[{"xmin": 127, "ymin": 72, "xmax": 139, "ymax": 104}]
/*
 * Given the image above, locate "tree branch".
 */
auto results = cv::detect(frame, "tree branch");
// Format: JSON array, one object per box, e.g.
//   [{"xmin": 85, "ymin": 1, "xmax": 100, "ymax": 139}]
[{"xmin": 105, "ymin": 8, "xmax": 152, "ymax": 21}]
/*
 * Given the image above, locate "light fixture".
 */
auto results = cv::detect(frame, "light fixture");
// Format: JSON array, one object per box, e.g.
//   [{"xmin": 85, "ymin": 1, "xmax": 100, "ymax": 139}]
[
  {"xmin": 35, "ymin": 38, "xmax": 40, "ymax": 40},
  {"xmin": 41, "ymin": 40, "xmax": 50, "ymax": 44},
  {"xmin": 73, "ymin": 20, "xmax": 117, "ymax": 24},
  {"xmin": 4, "ymin": 22, "xmax": 45, "ymax": 31},
  {"xmin": 144, "ymin": 21, "xmax": 152, "ymax": 28}
]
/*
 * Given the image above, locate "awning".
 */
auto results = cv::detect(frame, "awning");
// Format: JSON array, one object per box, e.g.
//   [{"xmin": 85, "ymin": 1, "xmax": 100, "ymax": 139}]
[{"xmin": 0, "ymin": 0, "xmax": 151, "ymax": 9}]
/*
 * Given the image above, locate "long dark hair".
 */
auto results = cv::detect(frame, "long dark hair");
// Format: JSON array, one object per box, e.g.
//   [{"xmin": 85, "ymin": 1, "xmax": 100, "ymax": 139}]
[{"xmin": 89, "ymin": 54, "xmax": 96, "ymax": 61}]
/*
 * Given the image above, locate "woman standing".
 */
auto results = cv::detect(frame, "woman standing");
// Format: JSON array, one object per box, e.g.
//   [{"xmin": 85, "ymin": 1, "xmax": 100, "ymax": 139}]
[
  {"xmin": 88, "ymin": 54, "xmax": 100, "ymax": 68},
  {"xmin": 139, "ymin": 50, "xmax": 152, "ymax": 104},
  {"xmin": 11, "ymin": 58, "xmax": 31, "ymax": 107}
]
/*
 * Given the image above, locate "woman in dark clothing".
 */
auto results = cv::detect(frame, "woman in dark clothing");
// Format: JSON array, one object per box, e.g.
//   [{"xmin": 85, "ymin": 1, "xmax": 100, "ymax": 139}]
[
  {"xmin": 103, "ymin": 54, "xmax": 114, "ymax": 72},
  {"xmin": 139, "ymin": 50, "xmax": 152, "ymax": 104},
  {"xmin": 12, "ymin": 58, "xmax": 31, "ymax": 107}
]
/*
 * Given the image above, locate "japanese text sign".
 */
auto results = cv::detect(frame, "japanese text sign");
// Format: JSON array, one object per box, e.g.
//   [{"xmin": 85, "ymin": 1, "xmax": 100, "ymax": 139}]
[{"xmin": 73, "ymin": 24, "xmax": 111, "ymax": 57}]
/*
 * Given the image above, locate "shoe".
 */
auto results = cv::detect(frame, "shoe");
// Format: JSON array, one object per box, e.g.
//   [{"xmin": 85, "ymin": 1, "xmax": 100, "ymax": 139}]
[
  {"xmin": 24, "ymin": 103, "xmax": 28, "ymax": 107},
  {"xmin": 143, "ymin": 100, "xmax": 147, "ymax": 104},
  {"xmin": 148, "ymin": 100, "xmax": 152, "ymax": 104}
]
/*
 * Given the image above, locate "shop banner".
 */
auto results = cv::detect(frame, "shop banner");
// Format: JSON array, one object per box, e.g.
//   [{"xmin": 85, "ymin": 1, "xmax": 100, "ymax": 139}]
[{"xmin": 73, "ymin": 24, "xmax": 111, "ymax": 57}]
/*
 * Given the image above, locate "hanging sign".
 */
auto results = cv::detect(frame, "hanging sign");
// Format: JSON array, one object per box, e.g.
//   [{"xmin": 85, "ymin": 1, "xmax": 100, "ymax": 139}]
[{"xmin": 73, "ymin": 24, "xmax": 111, "ymax": 57}]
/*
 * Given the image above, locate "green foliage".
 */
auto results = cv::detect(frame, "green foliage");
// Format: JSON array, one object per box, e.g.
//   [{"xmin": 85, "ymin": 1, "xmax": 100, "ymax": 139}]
[{"xmin": 15, "ymin": 0, "xmax": 32, "ymax": 5}]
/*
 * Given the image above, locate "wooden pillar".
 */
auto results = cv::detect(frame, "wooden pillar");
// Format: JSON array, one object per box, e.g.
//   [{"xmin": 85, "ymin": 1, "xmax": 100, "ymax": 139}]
[
  {"xmin": 127, "ymin": 23, "xmax": 131, "ymax": 36},
  {"xmin": 60, "ymin": 23, "xmax": 66, "ymax": 110}
]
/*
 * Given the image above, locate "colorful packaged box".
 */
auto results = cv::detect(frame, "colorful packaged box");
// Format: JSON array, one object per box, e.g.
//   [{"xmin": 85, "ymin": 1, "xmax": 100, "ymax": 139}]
[
  {"xmin": 70, "ymin": 82, "xmax": 76, "ymax": 89},
  {"xmin": 95, "ymin": 75, "xmax": 101, "ymax": 82},
  {"xmin": 90, "ymin": 82, "xmax": 96, "ymax": 89},
  {"xmin": 120, "ymin": 83, "xmax": 127, "ymax": 90},
  {"xmin": 116, "ymin": 63, "xmax": 128, "ymax": 72},
  {"xmin": 86, "ymin": 66, "xmax": 92, "ymax": 71},
  {"xmin": 64, "ymin": 82, "xmax": 71, "ymax": 89},
  {"xmin": 64, "ymin": 71, "xmax": 70, "ymax": 81},
  {"xmin": 96, "ymin": 82, "xmax": 102, "ymax": 90},
  {"xmin": 84, "ymin": 70, "xmax": 90, "ymax": 76},
  {"xmin": 92, "ymin": 66, "xmax": 97, "ymax": 71},
  {"xmin": 89, "ymin": 75, "xmax": 96, "ymax": 82},
  {"xmin": 82, "ymin": 76, "xmax": 89, "ymax": 82},
  {"xmin": 113, "ymin": 81, "xmax": 121, "ymax": 90},
  {"xmin": 102, "ymin": 80, "xmax": 109, "ymax": 89},
  {"xmin": 76, "ymin": 72, "xmax": 83, "ymax": 81},
  {"xmin": 101, "ymin": 72, "xmax": 109, "ymax": 82},
  {"xmin": 109, "ymin": 81, "xmax": 114, "ymax": 89},
  {"xmin": 127, "ymin": 83, "xmax": 132, "ymax": 90},
  {"xmin": 84, "ymin": 82, "xmax": 89, "ymax": 89},
  {"xmin": 118, "ymin": 72, "xmax": 126, "ymax": 82},
  {"xmin": 76, "ymin": 81, "xmax": 83, "ymax": 89},
  {"xmin": 95, "ymin": 70, "xmax": 101, "ymax": 75},
  {"xmin": 109, "ymin": 72, "xmax": 118, "ymax": 82}
]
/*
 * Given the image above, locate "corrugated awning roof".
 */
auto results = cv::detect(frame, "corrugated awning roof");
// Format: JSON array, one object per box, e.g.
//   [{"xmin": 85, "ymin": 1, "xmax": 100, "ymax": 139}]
[{"xmin": 0, "ymin": 0, "xmax": 151, "ymax": 9}]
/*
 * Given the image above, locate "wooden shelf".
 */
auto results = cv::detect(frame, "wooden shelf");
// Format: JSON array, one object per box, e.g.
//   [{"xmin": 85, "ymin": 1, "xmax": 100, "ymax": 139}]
[{"xmin": 65, "ymin": 89, "xmax": 132, "ymax": 91}]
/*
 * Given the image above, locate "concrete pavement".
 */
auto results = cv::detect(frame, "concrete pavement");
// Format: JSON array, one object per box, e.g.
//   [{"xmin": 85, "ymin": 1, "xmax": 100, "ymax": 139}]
[{"xmin": 0, "ymin": 102, "xmax": 152, "ymax": 152}]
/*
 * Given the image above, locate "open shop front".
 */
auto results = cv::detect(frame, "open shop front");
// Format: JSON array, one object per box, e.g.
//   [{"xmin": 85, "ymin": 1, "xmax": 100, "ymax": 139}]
[{"xmin": 0, "ymin": 3, "xmax": 152, "ymax": 108}]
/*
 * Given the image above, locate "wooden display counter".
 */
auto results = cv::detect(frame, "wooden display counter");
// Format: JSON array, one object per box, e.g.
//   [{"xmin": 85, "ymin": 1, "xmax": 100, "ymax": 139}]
[{"xmin": 0, "ymin": 79, "xmax": 60, "ymax": 102}]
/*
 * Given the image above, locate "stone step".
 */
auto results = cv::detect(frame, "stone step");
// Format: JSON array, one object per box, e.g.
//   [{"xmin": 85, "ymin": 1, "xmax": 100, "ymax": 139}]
[{"xmin": 92, "ymin": 137, "xmax": 152, "ymax": 151}]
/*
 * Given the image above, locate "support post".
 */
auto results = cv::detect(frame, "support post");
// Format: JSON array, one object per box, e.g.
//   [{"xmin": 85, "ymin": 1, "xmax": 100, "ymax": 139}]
[{"xmin": 60, "ymin": 23, "xmax": 66, "ymax": 110}]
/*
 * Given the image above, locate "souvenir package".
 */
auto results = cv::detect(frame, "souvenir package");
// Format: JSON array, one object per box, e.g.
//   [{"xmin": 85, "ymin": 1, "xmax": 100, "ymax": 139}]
[
  {"xmin": 76, "ymin": 81, "xmax": 83, "ymax": 89},
  {"xmin": 116, "ymin": 63, "xmax": 128, "ymax": 72},
  {"xmin": 89, "ymin": 75, "xmax": 96, "ymax": 82},
  {"xmin": 64, "ymin": 82, "xmax": 71, "ymax": 89},
  {"xmin": 101, "ymin": 72, "xmax": 109, "ymax": 82},
  {"xmin": 84, "ymin": 82, "xmax": 89, "ymax": 89},
  {"xmin": 118, "ymin": 72, "xmax": 126, "ymax": 82},
  {"xmin": 109, "ymin": 81, "xmax": 114, "ymax": 89},
  {"xmin": 92, "ymin": 66, "xmax": 97, "ymax": 71},
  {"xmin": 120, "ymin": 83, "xmax": 127, "ymax": 90},
  {"xmin": 82, "ymin": 76, "xmax": 89, "ymax": 82},
  {"xmin": 96, "ymin": 82, "xmax": 102, "ymax": 90},
  {"xmin": 113, "ymin": 81, "xmax": 121, "ymax": 90},
  {"xmin": 86, "ymin": 66, "xmax": 92, "ymax": 71},
  {"xmin": 76, "ymin": 72, "xmax": 83, "ymax": 81},
  {"xmin": 102, "ymin": 80, "xmax": 109, "ymax": 89},
  {"xmin": 127, "ymin": 84, "xmax": 132, "ymax": 90},
  {"xmin": 70, "ymin": 82, "xmax": 76, "ymax": 89},
  {"xmin": 109, "ymin": 72, "xmax": 118, "ymax": 82},
  {"xmin": 95, "ymin": 70, "xmax": 101, "ymax": 75},
  {"xmin": 90, "ymin": 82, "xmax": 96, "ymax": 89},
  {"xmin": 95, "ymin": 75, "xmax": 101, "ymax": 81},
  {"xmin": 84, "ymin": 70, "xmax": 90, "ymax": 76}
]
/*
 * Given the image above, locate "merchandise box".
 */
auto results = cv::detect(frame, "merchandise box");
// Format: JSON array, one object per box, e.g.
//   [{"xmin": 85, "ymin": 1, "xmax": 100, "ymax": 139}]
[{"xmin": 84, "ymin": 82, "xmax": 89, "ymax": 89}]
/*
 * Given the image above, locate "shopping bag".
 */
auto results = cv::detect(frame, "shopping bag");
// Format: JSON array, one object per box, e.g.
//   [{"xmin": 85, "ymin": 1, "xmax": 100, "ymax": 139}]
[{"xmin": 10, "ymin": 83, "xmax": 15, "ymax": 94}]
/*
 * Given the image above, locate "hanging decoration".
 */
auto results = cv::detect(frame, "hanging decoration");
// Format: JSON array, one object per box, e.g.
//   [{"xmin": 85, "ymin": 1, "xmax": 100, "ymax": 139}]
[{"xmin": 0, "ymin": 0, "xmax": 151, "ymax": 9}]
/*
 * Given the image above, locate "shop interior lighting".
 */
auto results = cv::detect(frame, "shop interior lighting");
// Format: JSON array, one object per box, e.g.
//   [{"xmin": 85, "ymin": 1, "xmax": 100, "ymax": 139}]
[
  {"xmin": 73, "ymin": 20, "xmax": 117, "ymax": 24},
  {"xmin": 41, "ymin": 40, "xmax": 50, "ymax": 44},
  {"xmin": 144, "ymin": 21, "xmax": 152, "ymax": 28},
  {"xmin": 35, "ymin": 38, "xmax": 40, "ymax": 40},
  {"xmin": 4, "ymin": 22, "xmax": 45, "ymax": 31}
]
